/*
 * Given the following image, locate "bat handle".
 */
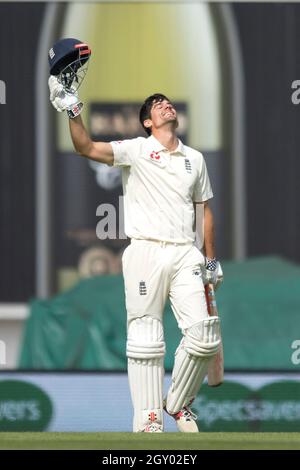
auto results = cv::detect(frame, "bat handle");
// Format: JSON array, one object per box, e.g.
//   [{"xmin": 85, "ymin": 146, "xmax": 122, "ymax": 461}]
[{"xmin": 205, "ymin": 284, "xmax": 217, "ymax": 316}]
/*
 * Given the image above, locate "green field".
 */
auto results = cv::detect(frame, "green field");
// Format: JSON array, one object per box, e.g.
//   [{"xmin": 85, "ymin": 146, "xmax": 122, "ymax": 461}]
[{"xmin": 0, "ymin": 433, "xmax": 299, "ymax": 450}]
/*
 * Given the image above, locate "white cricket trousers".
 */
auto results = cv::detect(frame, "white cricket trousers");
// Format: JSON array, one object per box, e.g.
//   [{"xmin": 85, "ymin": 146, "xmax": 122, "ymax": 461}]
[{"xmin": 122, "ymin": 239, "xmax": 209, "ymax": 329}]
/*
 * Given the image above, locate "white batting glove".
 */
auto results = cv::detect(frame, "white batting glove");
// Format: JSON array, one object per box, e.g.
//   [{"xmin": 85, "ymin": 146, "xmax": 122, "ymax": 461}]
[
  {"xmin": 202, "ymin": 257, "xmax": 224, "ymax": 290},
  {"xmin": 48, "ymin": 75, "xmax": 83, "ymax": 118}
]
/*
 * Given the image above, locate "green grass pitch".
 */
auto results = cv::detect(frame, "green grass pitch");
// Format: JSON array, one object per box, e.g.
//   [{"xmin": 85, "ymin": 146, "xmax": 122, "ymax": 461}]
[{"xmin": 0, "ymin": 433, "xmax": 299, "ymax": 450}]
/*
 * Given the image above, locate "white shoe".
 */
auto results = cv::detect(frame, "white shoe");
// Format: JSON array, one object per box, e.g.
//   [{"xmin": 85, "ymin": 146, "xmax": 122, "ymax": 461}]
[
  {"xmin": 142, "ymin": 423, "xmax": 163, "ymax": 432},
  {"xmin": 164, "ymin": 403, "xmax": 199, "ymax": 433}
]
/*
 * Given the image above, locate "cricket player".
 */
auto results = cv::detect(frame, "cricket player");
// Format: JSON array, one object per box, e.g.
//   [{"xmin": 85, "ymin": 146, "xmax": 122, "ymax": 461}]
[{"xmin": 49, "ymin": 79, "xmax": 223, "ymax": 433}]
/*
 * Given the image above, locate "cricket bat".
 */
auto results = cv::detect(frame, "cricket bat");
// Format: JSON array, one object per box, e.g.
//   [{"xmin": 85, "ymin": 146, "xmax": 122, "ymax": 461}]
[{"xmin": 205, "ymin": 283, "xmax": 224, "ymax": 386}]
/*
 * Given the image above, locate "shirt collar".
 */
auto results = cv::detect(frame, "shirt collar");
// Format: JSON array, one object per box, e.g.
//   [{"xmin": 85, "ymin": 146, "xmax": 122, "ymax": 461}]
[{"xmin": 147, "ymin": 135, "xmax": 186, "ymax": 156}]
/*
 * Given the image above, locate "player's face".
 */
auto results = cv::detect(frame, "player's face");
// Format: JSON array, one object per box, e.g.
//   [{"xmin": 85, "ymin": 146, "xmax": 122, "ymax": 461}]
[{"xmin": 148, "ymin": 99, "xmax": 178, "ymax": 131}]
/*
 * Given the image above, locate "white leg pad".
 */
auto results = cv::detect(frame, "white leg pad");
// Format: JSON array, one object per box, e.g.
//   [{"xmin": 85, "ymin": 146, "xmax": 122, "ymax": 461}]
[
  {"xmin": 166, "ymin": 317, "xmax": 221, "ymax": 415},
  {"xmin": 126, "ymin": 316, "xmax": 165, "ymax": 432}
]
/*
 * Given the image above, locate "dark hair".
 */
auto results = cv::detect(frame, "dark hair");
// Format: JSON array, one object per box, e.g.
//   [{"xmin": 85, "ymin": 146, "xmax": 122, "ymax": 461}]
[{"xmin": 139, "ymin": 93, "xmax": 170, "ymax": 136}]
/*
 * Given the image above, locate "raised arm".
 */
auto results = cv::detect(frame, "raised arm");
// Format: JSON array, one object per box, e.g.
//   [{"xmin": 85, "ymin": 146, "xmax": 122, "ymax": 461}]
[
  {"xmin": 69, "ymin": 115, "xmax": 114, "ymax": 165},
  {"xmin": 48, "ymin": 75, "xmax": 114, "ymax": 165}
]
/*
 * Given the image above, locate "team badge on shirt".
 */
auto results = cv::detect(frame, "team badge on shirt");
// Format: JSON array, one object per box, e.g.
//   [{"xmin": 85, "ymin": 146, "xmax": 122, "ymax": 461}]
[{"xmin": 185, "ymin": 158, "xmax": 192, "ymax": 174}]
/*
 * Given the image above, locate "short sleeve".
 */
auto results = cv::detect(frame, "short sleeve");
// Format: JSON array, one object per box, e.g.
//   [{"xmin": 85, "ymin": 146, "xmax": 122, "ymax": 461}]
[
  {"xmin": 111, "ymin": 138, "xmax": 138, "ymax": 167},
  {"xmin": 192, "ymin": 153, "xmax": 213, "ymax": 202}
]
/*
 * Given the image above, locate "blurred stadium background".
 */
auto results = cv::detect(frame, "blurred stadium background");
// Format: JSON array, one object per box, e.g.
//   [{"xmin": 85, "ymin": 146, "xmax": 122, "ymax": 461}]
[{"xmin": 0, "ymin": 1, "xmax": 299, "ymax": 435}]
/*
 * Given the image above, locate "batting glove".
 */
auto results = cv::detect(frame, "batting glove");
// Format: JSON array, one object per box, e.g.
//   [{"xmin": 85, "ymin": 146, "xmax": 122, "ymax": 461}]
[
  {"xmin": 202, "ymin": 257, "xmax": 224, "ymax": 290},
  {"xmin": 48, "ymin": 75, "xmax": 83, "ymax": 118}
]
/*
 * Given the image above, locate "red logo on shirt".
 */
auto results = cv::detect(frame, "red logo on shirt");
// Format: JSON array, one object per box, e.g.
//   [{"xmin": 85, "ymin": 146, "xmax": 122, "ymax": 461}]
[{"xmin": 150, "ymin": 151, "xmax": 160, "ymax": 161}]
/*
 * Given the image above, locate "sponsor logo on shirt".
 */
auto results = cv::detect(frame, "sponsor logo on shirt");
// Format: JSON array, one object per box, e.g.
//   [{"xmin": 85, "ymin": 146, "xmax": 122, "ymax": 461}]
[{"xmin": 150, "ymin": 151, "xmax": 161, "ymax": 162}]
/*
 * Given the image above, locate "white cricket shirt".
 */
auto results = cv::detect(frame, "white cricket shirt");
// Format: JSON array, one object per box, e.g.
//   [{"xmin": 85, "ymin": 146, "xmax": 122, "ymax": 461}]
[{"xmin": 111, "ymin": 135, "xmax": 213, "ymax": 244}]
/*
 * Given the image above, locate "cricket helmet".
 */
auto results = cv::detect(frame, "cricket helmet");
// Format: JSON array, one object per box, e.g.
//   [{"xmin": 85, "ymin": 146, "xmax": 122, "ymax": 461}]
[{"xmin": 48, "ymin": 38, "xmax": 91, "ymax": 91}]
